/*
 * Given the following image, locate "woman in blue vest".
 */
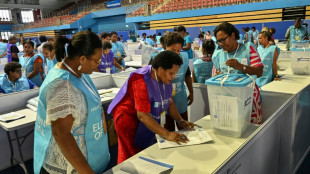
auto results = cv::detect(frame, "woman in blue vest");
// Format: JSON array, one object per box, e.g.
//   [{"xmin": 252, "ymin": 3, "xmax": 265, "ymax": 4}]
[
  {"xmin": 192, "ymin": 39, "xmax": 215, "ymax": 83},
  {"xmin": 256, "ymin": 31, "xmax": 280, "ymax": 87},
  {"xmin": 111, "ymin": 31, "xmax": 126, "ymax": 71},
  {"xmin": 175, "ymin": 25, "xmax": 194, "ymax": 59},
  {"xmin": 212, "ymin": 22, "xmax": 264, "ymax": 124},
  {"xmin": 42, "ymin": 42, "xmax": 58, "ymax": 73},
  {"xmin": 150, "ymin": 32, "xmax": 194, "ymax": 131},
  {"xmin": 108, "ymin": 51, "xmax": 194, "ymax": 164},
  {"xmin": 34, "ymin": 31, "xmax": 110, "ymax": 174},
  {"xmin": 96, "ymin": 41, "xmax": 125, "ymax": 73},
  {"xmin": 0, "ymin": 62, "xmax": 36, "ymax": 94},
  {"xmin": 0, "ymin": 38, "xmax": 7, "ymax": 58},
  {"xmin": 285, "ymin": 18, "xmax": 309, "ymax": 50},
  {"xmin": 23, "ymin": 41, "xmax": 45, "ymax": 87}
]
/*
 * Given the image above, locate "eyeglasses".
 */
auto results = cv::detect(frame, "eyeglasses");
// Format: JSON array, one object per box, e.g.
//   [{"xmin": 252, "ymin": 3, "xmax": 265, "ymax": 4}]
[
  {"xmin": 216, "ymin": 35, "xmax": 231, "ymax": 44},
  {"xmin": 15, "ymin": 70, "xmax": 22, "ymax": 74},
  {"xmin": 89, "ymin": 58, "xmax": 101, "ymax": 64}
]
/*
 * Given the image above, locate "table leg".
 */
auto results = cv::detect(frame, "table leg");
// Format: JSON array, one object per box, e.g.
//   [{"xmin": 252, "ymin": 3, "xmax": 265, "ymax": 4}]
[
  {"xmin": 6, "ymin": 131, "xmax": 14, "ymax": 167},
  {"xmin": 14, "ymin": 130, "xmax": 29, "ymax": 174}
]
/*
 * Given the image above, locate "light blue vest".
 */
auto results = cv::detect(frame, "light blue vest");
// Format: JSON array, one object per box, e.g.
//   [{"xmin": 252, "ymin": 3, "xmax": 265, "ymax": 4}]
[
  {"xmin": 23, "ymin": 53, "xmax": 45, "ymax": 87},
  {"xmin": 46, "ymin": 58, "xmax": 58, "ymax": 72},
  {"xmin": 111, "ymin": 41, "xmax": 126, "ymax": 69},
  {"xmin": 256, "ymin": 45, "xmax": 280, "ymax": 87},
  {"xmin": 246, "ymin": 31, "xmax": 253, "ymax": 43},
  {"xmin": 172, "ymin": 52, "xmax": 189, "ymax": 114},
  {"xmin": 33, "ymin": 68, "xmax": 110, "ymax": 174},
  {"xmin": 193, "ymin": 58, "xmax": 213, "ymax": 83},
  {"xmin": 289, "ymin": 25, "xmax": 308, "ymax": 48},
  {"xmin": 0, "ymin": 74, "xmax": 30, "ymax": 94},
  {"xmin": 0, "ymin": 42, "xmax": 7, "ymax": 58},
  {"xmin": 212, "ymin": 43, "xmax": 251, "ymax": 74},
  {"xmin": 156, "ymin": 36, "xmax": 161, "ymax": 45}
]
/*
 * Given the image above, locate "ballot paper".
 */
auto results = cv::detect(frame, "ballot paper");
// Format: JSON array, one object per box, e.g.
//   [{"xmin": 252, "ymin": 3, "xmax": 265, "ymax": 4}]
[
  {"xmin": 26, "ymin": 96, "xmax": 39, "ymax": 111},
  {"xmin": 115, "ymin": 156, "xmax": 173, "ymax": 174},
  {"xmin": 0, "ymin": 112, "xmax": 25, "ymax": 122},
  {"xmin": 156, "ymin": 128, "xmax": 213, "ymax": 149}
]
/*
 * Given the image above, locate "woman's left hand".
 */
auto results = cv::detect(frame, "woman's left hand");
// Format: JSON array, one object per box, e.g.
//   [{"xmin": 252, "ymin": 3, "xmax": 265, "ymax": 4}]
[
  {"xmin": 187, "ymin": 93, "xmax": 194, "ymax": 106},
  {"xmin": 179, "ymin": 120, "xmax": 194, "ymax": 130},
  {"xmin": 226, "ymin": 59, "xmax": 242, "ymax": 70}
]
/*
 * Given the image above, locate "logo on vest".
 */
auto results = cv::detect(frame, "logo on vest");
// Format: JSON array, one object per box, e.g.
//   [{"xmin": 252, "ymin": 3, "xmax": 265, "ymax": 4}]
[
  {"xmin": 93, "ymin": 121, "xmax": 104, "ymax": 140},
  {"xmin": 36, "ymin": 116, "xmax": 47, "ymax": 136}
]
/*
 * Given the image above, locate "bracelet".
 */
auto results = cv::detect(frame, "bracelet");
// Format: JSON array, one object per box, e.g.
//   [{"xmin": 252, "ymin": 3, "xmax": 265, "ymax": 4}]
[
  {"xmin": 176, "ymin": 119, "xmax": 185, "ymax": 125},
  {"xmin": 243, "ymin": 65, "xmax": 246, "ymax": 71},
  {"xmin": 274, "ymin": 74, "xmax": 280, "ymax": 78}
]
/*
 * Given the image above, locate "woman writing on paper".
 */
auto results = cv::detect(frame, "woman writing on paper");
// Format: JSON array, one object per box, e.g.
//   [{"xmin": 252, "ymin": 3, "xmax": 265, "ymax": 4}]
[
  {"xmin": 108, "ymin": 50, "xmax": 194, "ymax": 164},
  {"xmin": 212, "ymin": 22, "xmax": 264, "ymax": 124},
  {"xmin": 34, "ymin": 31, "xmax": 110, "ymax": 174}
]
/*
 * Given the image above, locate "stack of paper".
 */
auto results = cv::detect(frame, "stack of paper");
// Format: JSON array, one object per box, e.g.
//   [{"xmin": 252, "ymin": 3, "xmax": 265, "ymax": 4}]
[
  {"xmin": 156, "ymin": 128, "xmax": 213, "ymax": 149},
  {"xmin": 26, "ymin": 96, "xmax": 39, "ymax": 112},
  {"xmin": 116, "ymin": 156, "xmax": 173, "ymax": 174},
  {"xmin": 0, "ymin": 112, "xmax": 25, "ymax": 122}
]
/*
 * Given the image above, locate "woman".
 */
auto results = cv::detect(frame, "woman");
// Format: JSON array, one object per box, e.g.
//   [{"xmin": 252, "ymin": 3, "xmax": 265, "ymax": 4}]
[
  {"xmin": 205, "ymin": 30, "xmax": 212, "ymax": 40},
  {"xmin": 34, "ymin": 31, "xmax": 110, "ymax": 174},
  {"xmin": 174, "ymin": 25, "xmax": 193, "ymax": 59},
  {"xmin": 151, "ymin": 32, "xmax": 193, "ymax": 131},
  {"xmin": 96, "ymin": 41, "xmax": 125, "ymax": 73},
  {"xmin": 108, "ymin": 50, "xmax": 194, "ymax": 164},
  {"xmin": 256, "ymin": 31, "xmax": 280, "ymax": 87},
  {"xmin": 111, "ymin": 31, "xmax": 126, "ymax": 71},
  {"xmin": 0, "ymin": 62, "xmax": 36, "ymax": 94},
  {"xmin": 42, "ymin": 43, "xmax": 58, "ymax": 73},
  {"xmin": 212, "ymin": 22, "xmax": 264, "ymax": 124},
  {"xmin": 269, "ymin": 27, "xmax": 276, "ymax": 44},
  {"xmin": 23, "ymin": 40, "xmax": 45, "ymax": 87},
  {"xmin": 192, "ymin": 39, "xmax": 215, "ymax": 83}
]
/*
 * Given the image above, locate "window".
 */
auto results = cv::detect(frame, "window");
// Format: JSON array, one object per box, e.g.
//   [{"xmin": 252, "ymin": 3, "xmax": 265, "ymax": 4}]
[
  {"xmin": 21, "ymin": 10, "xmax": 34, "ymax": 23},
  {"xmin": 0, "ymin": 31, "xmax": 12, "ymax": 40},
  {"xmin": 0, "ymin": 9, "xmax": 12, "ymax": 21}
]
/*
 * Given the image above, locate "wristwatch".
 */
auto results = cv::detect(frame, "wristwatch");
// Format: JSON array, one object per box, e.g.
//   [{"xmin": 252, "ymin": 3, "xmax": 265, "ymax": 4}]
[{"xmin": 274, "ymin": 74, "xmax": 280, "ymax": 78}]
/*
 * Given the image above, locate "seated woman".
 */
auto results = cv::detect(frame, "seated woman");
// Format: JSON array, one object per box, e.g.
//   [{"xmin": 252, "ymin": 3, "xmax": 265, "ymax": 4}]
[
  {"xmin": 256, "ymin": 31, "xmax": 280, "ymax": 87},
  {"xmin": 212, "ymin": 22, "xmax": 264, "ymax": 124},
  {"xmin": 108, "ymin": 51, "xmax": 194, "ymax": 164},
  {"xmin": 0, "ymin": 62, "xmax": 36, "ymax": 94},
  {"xmin": 192, "ymin": 39, "xmax": 216, "ymax": 83},
  {"xmin": 96, "ymin": 41, "xmax": 125, "ymax": 73},
  {"xmin": 23, "ymin": 40, "xmax": 45, "ymax": 87}
]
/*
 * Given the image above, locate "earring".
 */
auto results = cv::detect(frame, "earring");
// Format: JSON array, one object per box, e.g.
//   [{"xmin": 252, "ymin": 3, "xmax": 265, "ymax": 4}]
[{"xmin": 78, "ymin": 65, "xmax": 82, "ymax": 71}]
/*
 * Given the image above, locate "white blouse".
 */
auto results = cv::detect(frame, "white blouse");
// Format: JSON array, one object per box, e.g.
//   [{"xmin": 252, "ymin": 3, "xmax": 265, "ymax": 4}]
[{"xmin": 42, "ymin": 77, "xmax": 88, "ymax": 174}]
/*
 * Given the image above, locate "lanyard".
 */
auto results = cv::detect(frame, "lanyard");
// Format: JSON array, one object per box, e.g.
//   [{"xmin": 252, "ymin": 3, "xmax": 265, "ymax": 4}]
[
  {"xmin": 6, "ymin": 74, "xmax": 17, "ymax": 92},
  {"xmin": 226, "ymin": 43, "xmax": 240, "ymax": 60},
  {"xmin": 62, "ymin": 61, "xmax": 100, "ymax": 99},
  {"xmin": 153, "ymin": 68, "xmax": 165, "ymax": 110}
]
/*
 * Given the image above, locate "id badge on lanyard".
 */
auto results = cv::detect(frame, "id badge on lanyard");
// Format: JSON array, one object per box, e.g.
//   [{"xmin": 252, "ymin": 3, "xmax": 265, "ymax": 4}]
[
  {"xmin": 106, "ymin": 67, "xmax": 111, "ymax": 74},
  {"xmin": 295, "ymin": 35, "xmax": 300, "ymax": 41},
  {"xmin": 172, "ymin": 83, "xmax": 176, "ymax": 96},
  {"xmin": 160, "ymin": 111, "xmax": 166, "ymax": 126},
  {"xmin": 117, "ymin": 51, "xmax": 121, "ymax": 57}
]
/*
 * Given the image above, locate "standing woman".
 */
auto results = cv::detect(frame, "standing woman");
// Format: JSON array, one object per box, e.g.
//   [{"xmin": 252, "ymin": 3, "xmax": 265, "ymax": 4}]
[
  {"xmin": 96, "ymin": 41, "xmax": 125, "ymax": 73},
  {"xmin": 175, "ymin": 25, "xmax": 194, "ymax": 59},
  {"xmin": 111, "ymin": 31, "xmax": 126, "ymax": 71},
  {"xmin": 212, "ymin": 22, "xmax": 264, "ymax": 124},
  {"xmin": 108, "ymin": 51, "xmax": 194, "ymax": 164},
  {"xmin": 23, "ymin": 40, "xmax": 45, "ymax": 87},
  {"xmin": 34, "ymin": 31, "xmax": 110, "ymax": 174},
  {"xmin": 42, "ymin": 43, "xmax": 57, "ymax": 73},
  {"xmin": 256, "ymin": 31, "xmax": 280, "ymax": 87},
  {"xmin": 192, "ymin": 39, "xmax": 215, "ymax": 83}
]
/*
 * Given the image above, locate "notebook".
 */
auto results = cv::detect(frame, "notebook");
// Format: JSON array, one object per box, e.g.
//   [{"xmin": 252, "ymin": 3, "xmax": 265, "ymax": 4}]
[{"xmin": 0, "ymin": 112, "xmax": 25, "ymax": 123}]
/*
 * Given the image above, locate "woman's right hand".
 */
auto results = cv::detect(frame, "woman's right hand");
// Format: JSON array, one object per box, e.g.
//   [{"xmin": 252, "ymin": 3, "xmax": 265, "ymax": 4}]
[{"xmin": 165, "ymin": 132, "xmax": 189, "ymax": 145}]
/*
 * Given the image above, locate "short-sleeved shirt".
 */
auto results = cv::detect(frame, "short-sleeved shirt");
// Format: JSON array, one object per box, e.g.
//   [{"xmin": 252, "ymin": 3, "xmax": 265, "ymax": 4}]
[
  {"xmin": 11, "ymin": 45, "xmax": 19, "ymax": 58},
  {"xmin": 0, "ymin": 76, "xmax": 36, "ymax": 94},
  {"xmin": 113, "ymin": 73, "xmax": 151, "ymax": 118}
]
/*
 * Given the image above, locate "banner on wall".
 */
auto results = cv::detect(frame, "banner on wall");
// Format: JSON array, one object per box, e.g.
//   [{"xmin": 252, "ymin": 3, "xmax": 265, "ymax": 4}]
[{"xmin": 107, "ymin": 0, "xmax": 121, "ymax": 8}]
